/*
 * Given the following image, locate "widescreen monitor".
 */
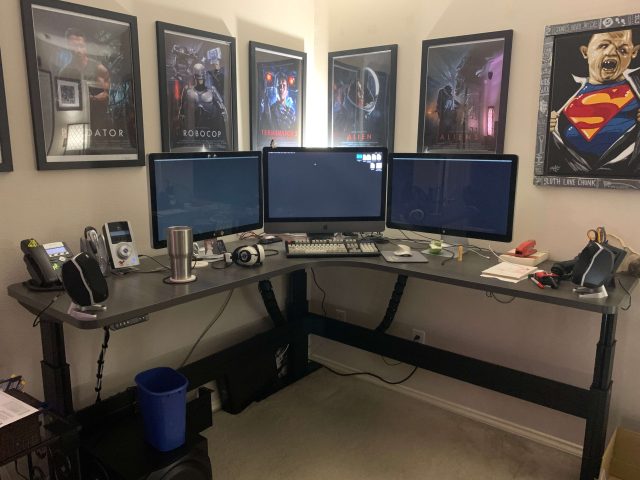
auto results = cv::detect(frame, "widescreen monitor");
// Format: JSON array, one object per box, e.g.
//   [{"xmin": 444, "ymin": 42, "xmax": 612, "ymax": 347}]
[
  {"xmin": 263, "ymin": 147, "xmax": 387, "ymax": 235},
  {"xmin": 387, "ymin": 153, "xmax": 518, "ymax": 242},
  {"xmin": 148, "ymin": 151, "xmax": 262, "ymax": 248}
]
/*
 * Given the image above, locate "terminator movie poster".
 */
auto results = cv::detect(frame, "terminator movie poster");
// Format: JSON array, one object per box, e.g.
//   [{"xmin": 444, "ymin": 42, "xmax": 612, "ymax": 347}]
[
  {"xmin": 251, "ymin": 43, "xmax": 305, "ymax": 149},
  {"xmin": 160, "ymin": 26, "xmax": 235, "ymax": 152},
  {"xmin": 330, "ymin": 47, "xmax": 396, "ymax": 149},
  {"xmin": 27, "ymin": 3, "xmax": 142, "ymax": 166}
]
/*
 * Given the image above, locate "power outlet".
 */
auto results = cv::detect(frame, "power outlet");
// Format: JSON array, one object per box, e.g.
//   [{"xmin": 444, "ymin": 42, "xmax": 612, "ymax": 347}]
[
  {"xmin": 335, "ymin": 309, "xmax": 347, "ymax": 321},
  {"xmin": 411, "ymin": 329, "xmax": 426, "ymax": 344}
]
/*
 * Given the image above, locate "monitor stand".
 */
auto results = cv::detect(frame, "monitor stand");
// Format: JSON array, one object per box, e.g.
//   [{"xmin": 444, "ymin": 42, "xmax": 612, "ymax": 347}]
[
  {"xmin": 421, "ymin": 235, "xmax": 469, "ymax": 259},
  {"xmin": 194, "ymin": 238, "xmax": 226, "ymax": 260},
  {"xmin": 307, "ymin": 233, "xmax": 337, "ymax": 241}
]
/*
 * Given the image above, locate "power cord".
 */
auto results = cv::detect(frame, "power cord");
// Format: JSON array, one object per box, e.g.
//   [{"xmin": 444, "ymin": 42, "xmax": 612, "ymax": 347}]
[
  {"xmin": 320, "ymin": 362, "xmax": 418, "ymax": 385},
  {"xmin": 95, "ymin": 326, "xmax": 110, "ymax": 403},
  {"xmin": 400, "ymin": 230, "xmax": 436, "ymax": 243},
  {"xmin": 309, "ymin": 268, "xmax": 327, "ymax": 316},
  {"xmin": 618, "ymin": 278, "xmax": 632, "ymax": 311},
  {"xmin": 381, "ymin": 355, "xmax": 403, "ymax": 366},
  {"xmin": 138, "ymin": 254, "xmax": 171, "ymax": 272},
  {"xmin": 211, "ymin": 259, "xmax": 232, "ymax": 270},
  {"xmin": 180, "ymin": 289, "xmax": 234, "ymax": 367},
  {"xmin": 32, "ymin": 294, "xmax": 62, "ymax": 327},
  {"xmin": 485, "ymin": 291, "xmax": 516, "ymax": 304}
]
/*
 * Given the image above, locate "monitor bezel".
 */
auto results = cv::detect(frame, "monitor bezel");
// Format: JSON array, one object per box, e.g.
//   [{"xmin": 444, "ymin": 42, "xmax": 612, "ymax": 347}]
[
  {"xmin": 147, "ymin": 151, "xmax": 263, "ymax": 249},
  {"xmin": 262, "ymin": 147, "xmax": 388, "ymax": 234},
  {"xmin": 386, "ymin": 152, "xmax": 518, "ymax": 242}
]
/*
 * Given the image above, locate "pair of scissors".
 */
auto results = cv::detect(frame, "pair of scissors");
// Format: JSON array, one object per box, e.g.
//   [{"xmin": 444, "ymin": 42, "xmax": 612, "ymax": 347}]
[{"xmin": 587, "ymin": 226, "xmax": 607, "ymax": 243}]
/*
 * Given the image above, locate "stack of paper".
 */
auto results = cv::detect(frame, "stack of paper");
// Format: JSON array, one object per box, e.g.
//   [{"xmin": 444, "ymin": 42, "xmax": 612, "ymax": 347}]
[
  {"xmin": 481, "ymin": 262, "xmax": 539, "ymax": 283},
  {"xmin": 0, "ymin": 391, "xmax": 38, "ymax": 428}
]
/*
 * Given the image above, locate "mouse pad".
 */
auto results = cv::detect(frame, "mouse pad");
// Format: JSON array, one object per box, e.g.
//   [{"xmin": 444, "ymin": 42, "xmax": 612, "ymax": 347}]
[{"xmin": 381, "ymin": 251, "xmax": 429, "ymax": 263}]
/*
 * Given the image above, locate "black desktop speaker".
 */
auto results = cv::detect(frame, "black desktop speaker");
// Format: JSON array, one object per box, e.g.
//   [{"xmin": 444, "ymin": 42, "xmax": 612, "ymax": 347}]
[
  {"xmin": 61, "ymin": 253, "xmax": 108, "ymax": 306},
  {"xmin": 572, "ymin": 241, "xmax": 626, "ymax": 288}
]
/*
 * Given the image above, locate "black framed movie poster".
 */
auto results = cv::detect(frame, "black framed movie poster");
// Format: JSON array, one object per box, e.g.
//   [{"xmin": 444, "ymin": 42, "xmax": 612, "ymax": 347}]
[
  {"xmin": 417, "ymin": 31, "xmax": 512, "ymax": 154},
  {"xmin": 21, "ymin": 0, "xmax": 144, "ymax": 170},
  {"xmin": 0, "ymin": 51, "xmax": 13, "ymax": 172},
  {"xmin": 249, "ymin": 41, "xmax": 305, "ymax": 149},
  {"xmin": 329, "ymin": 45, "xmax": 397, "ymax": 150},
  {"xmin": 534, "ymin": 14, "xmax": 640, "ymax": 189},
  {"xmin": 157, "ymin": 22, "xmax": 237, "ymax": 152}
]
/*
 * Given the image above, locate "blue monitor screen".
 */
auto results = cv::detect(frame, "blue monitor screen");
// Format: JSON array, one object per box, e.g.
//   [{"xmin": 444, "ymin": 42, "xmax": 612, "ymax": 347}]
[
  {"xmin": 387, "ymin": 153, "xmax": 518, "ymax": 242},
  {"xmin": 265, "ymin": 149, "xmax": 385, "ymax": 219},
  {"xmin": 148, "ymin": 152, "xmax": 262, "ymax": 248}
]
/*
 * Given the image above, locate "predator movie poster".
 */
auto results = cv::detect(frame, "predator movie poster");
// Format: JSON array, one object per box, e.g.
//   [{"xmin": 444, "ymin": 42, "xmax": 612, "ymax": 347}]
[{"xmin": 31, "ymin": 5, "xmax": 139, "ymax": 162}]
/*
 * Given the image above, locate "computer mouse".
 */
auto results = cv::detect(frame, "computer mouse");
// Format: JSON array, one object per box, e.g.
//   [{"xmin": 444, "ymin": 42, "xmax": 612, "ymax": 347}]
[{"xmin": 393, "ymin": 244, "xmax": 412, "ymax": 257}]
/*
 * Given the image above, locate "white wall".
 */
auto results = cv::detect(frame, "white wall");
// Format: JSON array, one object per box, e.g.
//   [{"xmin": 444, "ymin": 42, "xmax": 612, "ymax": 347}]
[
  {"xmin": 309, "ymin": 0, "xmax": 640, "ymax": 448},
  {"xmin": 0, "ymin": 0, "xmax": 323, "ymax": 408},
  {"xmin": 1, "ymin": 0, "xmax": 639, "ymax": 452}
]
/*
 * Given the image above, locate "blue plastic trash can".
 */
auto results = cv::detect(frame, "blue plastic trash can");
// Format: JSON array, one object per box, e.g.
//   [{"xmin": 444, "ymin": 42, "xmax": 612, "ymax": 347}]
[{"xmin": 135, "ymin": 367, "xmax": 188, "ymax": 452}]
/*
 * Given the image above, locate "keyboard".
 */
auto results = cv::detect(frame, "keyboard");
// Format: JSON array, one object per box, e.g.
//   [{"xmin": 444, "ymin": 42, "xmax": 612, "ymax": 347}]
[{"xmin": 285, "ymin": 239, "xmax": 381, "ymax": 258}]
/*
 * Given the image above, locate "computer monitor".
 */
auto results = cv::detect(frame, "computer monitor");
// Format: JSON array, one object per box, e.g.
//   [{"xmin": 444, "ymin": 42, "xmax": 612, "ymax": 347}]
[
  {"xmin": 387, "ymin": 153, "xmax": 518, "ymax": 242},
  {"xmin": 263, "ymin": 147, "xmax": 387, "ymax": 235},
  {"xmin": 148, "ymin": 151, "xmax": 263, "ymax": 248}
]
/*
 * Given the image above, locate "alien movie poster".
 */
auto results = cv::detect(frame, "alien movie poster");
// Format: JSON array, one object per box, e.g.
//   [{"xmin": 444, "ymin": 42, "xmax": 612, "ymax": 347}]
[
  {"xmin": 158, "ymin": 23, "xmax": 237, "ymax": 152},
  {"xmin": 329, "ymin": 46, "xmax": 397, "ymax": 150},
  {"xmin": 534, "ymin": 14, "xmax": 640, "ymax": 189},
  {"xmin": 250, "ymin": 42, "xmax": 305, "ymax": 149},
  {"xmin": 22, "ymin": 0, "xmax": 144, "ymax": 169},
  {"xmin": 418, "ymin": 31, "xmax": 512, "ymax": 154}
]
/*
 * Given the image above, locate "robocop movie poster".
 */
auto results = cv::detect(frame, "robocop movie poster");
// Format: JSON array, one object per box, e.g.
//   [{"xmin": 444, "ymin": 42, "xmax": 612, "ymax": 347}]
[
  {"xmin": 331, "ymin": 57, "xmax": 390, "ymax": 148},
  {"xmin": 30, "ymin": 5, "xmax": 138, "ymax": 160},
  {"xmin": 545, "ymin": 25, "xmax": 640, "ymax": 179},
  {"xmin": 255, "ymin": 58, "xmax": 302, "ymax": 148},
  {"xmin": 162, "ymin": 30, "xmax": 232, "ymax": 152}
]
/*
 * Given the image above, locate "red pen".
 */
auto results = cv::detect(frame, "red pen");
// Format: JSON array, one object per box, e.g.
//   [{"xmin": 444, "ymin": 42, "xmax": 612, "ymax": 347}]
[{"xmin": 530, "ymin": 276, "xmax": 545, "ymax": 289}]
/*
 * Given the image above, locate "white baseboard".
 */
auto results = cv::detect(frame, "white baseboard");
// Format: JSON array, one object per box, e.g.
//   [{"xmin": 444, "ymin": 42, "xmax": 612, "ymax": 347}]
[{"xmin": 310, "ymin": 353, "xmax": 583, "ymax": 458}]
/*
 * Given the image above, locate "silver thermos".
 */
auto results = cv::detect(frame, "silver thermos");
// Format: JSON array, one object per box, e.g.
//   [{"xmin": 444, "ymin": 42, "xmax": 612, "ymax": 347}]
[{"xmin": 166, "ymin": 226, "xmax": 196, "ymax": 283}]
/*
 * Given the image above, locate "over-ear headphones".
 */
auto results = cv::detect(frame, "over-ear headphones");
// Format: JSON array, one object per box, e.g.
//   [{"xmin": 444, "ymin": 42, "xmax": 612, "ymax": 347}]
[{"xmin": 229, "ymin": 244, "xmax": 265, "ymax": 267}]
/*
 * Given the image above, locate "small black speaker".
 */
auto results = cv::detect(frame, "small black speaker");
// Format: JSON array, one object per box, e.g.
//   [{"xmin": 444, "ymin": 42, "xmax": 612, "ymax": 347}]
[
  {"xmin": 572, "ymin": 242, "xmax": 626, "ymax": 288},
  {"xmin": 62, "ymin": 253, "xmax": 109, "ymax": 306}
]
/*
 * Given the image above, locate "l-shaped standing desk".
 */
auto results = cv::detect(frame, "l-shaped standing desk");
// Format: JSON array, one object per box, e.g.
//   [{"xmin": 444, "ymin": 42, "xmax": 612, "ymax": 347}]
[{"xmin": 7, "ymin": 242, "xmax": 637, "ymax": 480}]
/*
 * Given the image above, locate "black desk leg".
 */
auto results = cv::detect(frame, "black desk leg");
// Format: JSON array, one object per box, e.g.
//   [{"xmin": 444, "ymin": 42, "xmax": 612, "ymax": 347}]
[
  {"xmin": 39, "ymin": 317, "xmax": 74, "ymax": 416},
  {"xmin": 581, "ymin": 312, "xmax": 617, "ymax": 480},
  {"xmin": 286, "ymin": 269, "xmax": 309, "ymax": 380}
]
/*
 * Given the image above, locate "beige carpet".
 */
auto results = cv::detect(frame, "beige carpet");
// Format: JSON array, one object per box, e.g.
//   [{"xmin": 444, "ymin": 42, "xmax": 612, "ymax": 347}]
[{"xmin": 204, "ymin": 369, "xmax": 581, "ymax": 479}]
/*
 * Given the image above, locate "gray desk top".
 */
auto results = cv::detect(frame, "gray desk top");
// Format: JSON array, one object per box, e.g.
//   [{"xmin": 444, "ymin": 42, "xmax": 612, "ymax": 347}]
[{"xmin": 7, "ymin": 242, "xmax": 637, "ymax": 329}]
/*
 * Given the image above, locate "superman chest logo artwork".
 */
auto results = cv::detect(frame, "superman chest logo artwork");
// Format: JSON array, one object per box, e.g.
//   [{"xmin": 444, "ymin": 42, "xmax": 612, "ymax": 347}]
[{"xmin": 563, "ymin": 84, "xmax": 635, "ymax": 141}]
